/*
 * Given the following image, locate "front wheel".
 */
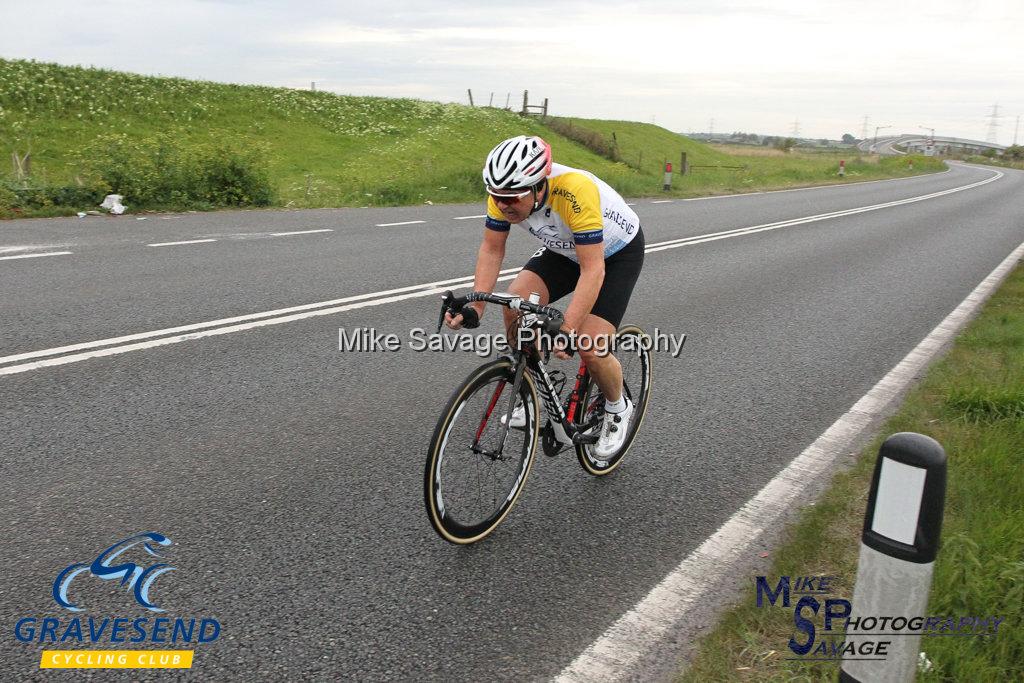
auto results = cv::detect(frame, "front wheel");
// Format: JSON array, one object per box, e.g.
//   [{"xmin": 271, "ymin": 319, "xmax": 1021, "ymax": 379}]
[
  {"xmin": 424, "ymin": 358, "xmax": 540, "ymax": 544},
  {"xmin": 574, "ymin": 325, "xmax": 653, "ymax": 476}
]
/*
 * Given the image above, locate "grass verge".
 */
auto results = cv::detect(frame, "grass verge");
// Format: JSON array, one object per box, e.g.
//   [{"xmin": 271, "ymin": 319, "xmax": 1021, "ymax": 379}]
[
  {"xmin": 679, "ymin": 258, "xmax": 1024, "ymax": 682},
  {"xmin": 1, "ymin": 58, "xmax": 946, "ymax": 218}
]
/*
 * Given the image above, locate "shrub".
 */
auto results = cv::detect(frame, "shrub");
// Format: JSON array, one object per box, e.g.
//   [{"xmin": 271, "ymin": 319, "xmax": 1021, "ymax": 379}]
[
  {"xmin": 187, "ymin": 143, "xmax": 274, "ymax": 206},
  {"xmin": 0, "ymin": 182, "xmax": 18, "ymax": 209},
  {"xmin": 78, "ymin": 133, "xmax": 273, "ymax": 208},
  {"xmin": 773, "ymin": 137, "xmax": 796, "ymax": 153}
]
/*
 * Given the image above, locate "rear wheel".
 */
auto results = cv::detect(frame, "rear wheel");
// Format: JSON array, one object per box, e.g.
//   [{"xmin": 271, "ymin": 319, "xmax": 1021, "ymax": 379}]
[
  {"xmin": 574, "ymin": 325, "xmax": 653, "ymax": 475},
  {"xmin": 424, "ymin": 358, "xmax": 540, "ymax": 544}
]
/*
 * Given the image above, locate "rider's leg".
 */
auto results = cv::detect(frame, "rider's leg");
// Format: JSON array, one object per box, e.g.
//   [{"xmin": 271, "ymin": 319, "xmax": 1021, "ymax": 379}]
[
  {"xmin": 577, "ymin": 314, "xmax": 622, "ymax": 402},
  {"xmin": 576, "ymin": 228, "xmax": 645, "ymax": 404},
  {"xmin": 498, "ymin": 270, "xmax": 551, "ymax": 428}
]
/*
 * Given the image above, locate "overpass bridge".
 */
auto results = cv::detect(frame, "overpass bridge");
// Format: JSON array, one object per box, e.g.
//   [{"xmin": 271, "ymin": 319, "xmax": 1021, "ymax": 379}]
[{"xmin": 857, "ymin": 134, "xmax": 1007, "ymax": 156}]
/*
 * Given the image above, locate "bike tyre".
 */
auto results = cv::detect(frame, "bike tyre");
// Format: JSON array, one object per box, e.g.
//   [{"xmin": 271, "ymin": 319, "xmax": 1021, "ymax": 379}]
[
  {"xmin": 424, "ymin": 357, "xmax": 540, "ymax": 544},
  {"xmin": 574, "ymin": 325, "xmax": 653, "ymax": 476}
]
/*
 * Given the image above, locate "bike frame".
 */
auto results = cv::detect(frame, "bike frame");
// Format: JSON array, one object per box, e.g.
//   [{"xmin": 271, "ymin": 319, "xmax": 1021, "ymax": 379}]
[{"xmin": 471, "ymin": 337, "xmax": 597, "ymax": 459}]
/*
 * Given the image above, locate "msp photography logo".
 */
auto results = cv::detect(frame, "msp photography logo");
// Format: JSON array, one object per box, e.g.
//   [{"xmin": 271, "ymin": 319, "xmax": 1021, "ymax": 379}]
[
  {"xmin": 755, "ymin": 574, "xmax": 1006, "ymax": 662},
  {"xmin": 13, "ymin": 532, "xmax": 222, "ymax": 670}
]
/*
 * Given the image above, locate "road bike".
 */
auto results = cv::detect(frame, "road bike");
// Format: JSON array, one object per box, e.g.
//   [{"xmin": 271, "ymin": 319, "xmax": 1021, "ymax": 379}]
[{"xmin": 424, "ymin": 290, "xmax": 652, "ymax": 544}]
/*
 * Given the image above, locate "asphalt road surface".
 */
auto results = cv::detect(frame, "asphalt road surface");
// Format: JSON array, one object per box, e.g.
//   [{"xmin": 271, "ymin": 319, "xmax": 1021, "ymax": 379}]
[{"xmin": 2, "ymin": 163, "xmax": 1022, "ymax": 680}]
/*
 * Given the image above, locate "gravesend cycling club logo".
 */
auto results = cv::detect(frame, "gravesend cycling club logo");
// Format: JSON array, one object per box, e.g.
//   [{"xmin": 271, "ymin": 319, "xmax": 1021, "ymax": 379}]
[
  {"xmin": 14, "ymin": 532, "xmax": 222, "ymax": 670},
  {"xmin": 53, "ymin": 532, "xmax": 175, "ymax": 612}
]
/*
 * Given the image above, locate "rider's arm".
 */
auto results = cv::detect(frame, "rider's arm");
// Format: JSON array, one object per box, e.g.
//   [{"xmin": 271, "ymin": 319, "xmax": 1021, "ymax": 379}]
[
  {"xmin": 563, "ymin": 242, "xmax": 605, "ymax": 331},
  {"xmin": 470, "ymin": 227, "xmax": 508, "ymax": 315}
]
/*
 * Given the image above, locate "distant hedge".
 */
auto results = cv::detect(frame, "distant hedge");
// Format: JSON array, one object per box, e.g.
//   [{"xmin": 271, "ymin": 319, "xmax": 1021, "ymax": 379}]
[{"xmin": 1, "ymin": 133, "xmax": 273, "ymax": 216}]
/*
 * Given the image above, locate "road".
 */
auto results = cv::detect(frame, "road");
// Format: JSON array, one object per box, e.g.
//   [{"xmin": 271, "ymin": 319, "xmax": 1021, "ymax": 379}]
[
  {"xmin": 2, "ymin": 163, "xmax": 1022, "ymax": 680},
  {"xmin": 857, "ymin": 136, "xmax": 906, "ymax": 155}
]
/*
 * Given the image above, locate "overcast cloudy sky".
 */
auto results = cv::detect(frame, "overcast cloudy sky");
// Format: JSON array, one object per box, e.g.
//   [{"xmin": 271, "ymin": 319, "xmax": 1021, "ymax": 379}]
[{"xmin": 3, "ymin": 0, "xmax": 1022, "ymax": 142}]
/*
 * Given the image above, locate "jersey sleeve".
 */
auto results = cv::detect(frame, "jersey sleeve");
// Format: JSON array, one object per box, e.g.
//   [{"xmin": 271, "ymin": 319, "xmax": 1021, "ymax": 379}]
[
  {"xmin": 550, "ymin": 173, "xmax": 603, "ymax": 245},
  {"xmin": 485, "ymin": 196, "xmax": 511, "ymax": 231}
]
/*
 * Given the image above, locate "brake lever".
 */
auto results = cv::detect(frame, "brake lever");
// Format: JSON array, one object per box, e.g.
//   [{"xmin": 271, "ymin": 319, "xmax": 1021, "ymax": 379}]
[
  {"xmin": 436, "ymin": 290, "xmax": 455, "ymax": 333},
  {"xmin": 542, "ymin": 315, "xmax": 565, "ymax": 334}
]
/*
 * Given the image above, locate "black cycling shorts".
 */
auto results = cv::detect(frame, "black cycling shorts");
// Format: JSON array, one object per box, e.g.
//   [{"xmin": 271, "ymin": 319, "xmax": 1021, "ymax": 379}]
[{"xmin": 522, "ymin": 227, "xmax": 644, "ymax": 328}]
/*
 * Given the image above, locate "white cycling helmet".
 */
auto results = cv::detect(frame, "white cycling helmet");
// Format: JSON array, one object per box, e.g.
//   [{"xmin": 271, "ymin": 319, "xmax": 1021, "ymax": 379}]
[{"xmin": 482, "ymin": 135, "xmax": 552, "ymax": 192}]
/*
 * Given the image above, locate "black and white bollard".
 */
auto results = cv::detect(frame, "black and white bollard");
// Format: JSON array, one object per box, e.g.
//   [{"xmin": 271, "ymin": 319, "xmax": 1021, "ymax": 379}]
[{"xmin": 840, "ymin": 433, "xmax": 947, "ymax": 683}]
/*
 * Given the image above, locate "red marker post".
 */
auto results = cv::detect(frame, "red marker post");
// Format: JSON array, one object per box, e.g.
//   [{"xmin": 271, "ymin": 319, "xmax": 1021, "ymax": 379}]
[
  {"xmin": 839, "ymin": 159, "xmax": 846, "ymax": 178},
  {"xmin": 663, "ymin": 161, "xmax": 673, "ymax": 191}
]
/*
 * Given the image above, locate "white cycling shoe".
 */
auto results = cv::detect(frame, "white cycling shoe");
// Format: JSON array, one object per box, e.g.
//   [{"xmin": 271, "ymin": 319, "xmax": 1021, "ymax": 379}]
[
  {"xmin": 593, "ymin": 397, "xmax": 633, "ymax": 459},
  {"xmin": 500, "ymin": 401, "xmax": 527, "ymax": 428}
]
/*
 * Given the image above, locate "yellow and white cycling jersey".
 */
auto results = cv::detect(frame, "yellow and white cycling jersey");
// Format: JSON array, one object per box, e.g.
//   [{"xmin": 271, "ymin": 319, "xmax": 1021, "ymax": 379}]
[{"xmin": 485, "ymin": 163, "xmax": 640, "ymax": 263}]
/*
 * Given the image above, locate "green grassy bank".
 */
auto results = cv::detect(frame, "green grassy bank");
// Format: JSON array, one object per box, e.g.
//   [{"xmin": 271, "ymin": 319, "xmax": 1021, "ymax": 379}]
[
  {"xmin": 679, "ymin": 260, "xmax": 1024, "ymax": 681},
  {"xmin": 1, "ymin": 58, "xmax": 944, "ymax": 218}
]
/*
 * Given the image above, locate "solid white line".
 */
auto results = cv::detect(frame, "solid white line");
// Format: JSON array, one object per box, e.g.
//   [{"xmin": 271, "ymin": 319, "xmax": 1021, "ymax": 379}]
[
  {"xmin": 148, "ymin": 239, "xmax": 218, "ymax": 247},
  {"xmin": 270, "ymin": 229, "xmax": 333, "ymax": 236},
  {"xmin": 0, "ymin": 168, "xmax": 1001, "ymax": 376},
  {"xmin": 0, "ymin": 272, "xmax": 520, "ymax": 376},
  {"xmin": 376, "ymin": 220, "xmax": 426, "ymax": 227},
  {"xmin": 0, "ymin": 251, "xmax": 73, "ymax": 261},
  {"xmin": 452, "ymin": 215, "xmax": 486, "ymax": 220},
  {"xmin": 0, "ymin": 266, "xmax": 521, "ymax": 369},
  {"xmin": 682, "ymin": 167, "xmax": 951, "ymax": 201},
  {"xmin": 554, "ymin": 237, "xmax": 1024, "ymax": 682}
]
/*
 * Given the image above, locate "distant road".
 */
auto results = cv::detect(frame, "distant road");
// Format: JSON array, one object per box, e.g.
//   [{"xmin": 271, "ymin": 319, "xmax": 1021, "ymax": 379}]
[
  {"xmin": 2, "ymin": 163, "xmax": 1023, "ymax": 680},
  {"xmin": 858, "ymin": 135, "xmax": 906, "ymax": 155}
]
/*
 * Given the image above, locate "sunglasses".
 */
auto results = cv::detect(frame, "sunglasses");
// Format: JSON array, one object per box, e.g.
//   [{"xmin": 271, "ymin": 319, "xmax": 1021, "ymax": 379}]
[{"xmin": 487, "ymin": 187, "xmax": 532, "ymax": 204}]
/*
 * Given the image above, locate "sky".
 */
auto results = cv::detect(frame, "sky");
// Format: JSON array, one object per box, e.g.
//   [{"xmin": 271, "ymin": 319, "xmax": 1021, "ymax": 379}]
[{"xmin": 2, "ymin": 0, "xmax": 1022, "ymax": 143}]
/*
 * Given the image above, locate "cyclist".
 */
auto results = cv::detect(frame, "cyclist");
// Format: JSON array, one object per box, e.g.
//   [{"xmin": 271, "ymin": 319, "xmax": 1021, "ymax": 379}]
[{"xmin": 445, "ymin": 135, "xmax": 644, "ymax": 458}]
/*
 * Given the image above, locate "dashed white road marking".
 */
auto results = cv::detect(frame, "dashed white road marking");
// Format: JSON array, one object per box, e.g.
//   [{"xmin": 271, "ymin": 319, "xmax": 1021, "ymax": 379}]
[
  {"xmin": 0, "ymin": 251, "xmax": 73, "ymax": 261},
  {"xmin": 554, "ymin": 234, "xmax": 1024, "ymax": 682},
  {"xmin": 376, "ymin": 220, "xmax": 426, "ymax": 227},
  {"xmin": 148, "ymin": 239, "xmax": 218, "ymax": 247},
  {"xmin": 452, "ymin": 215, "xmax": 486, "ymax": 220},
  {"xmin": 0, "ymin": 168, "xmax": 1002, "ymax": 376},
  {"xmin": 650, "ymin": 200, "xmax": 673, "ymax": 204},
  {"xmin": 270, "ymin": 229, "xmax": 334, "ymax": 236},
  {"xmin": 645, "ymin": 169, "xmax": 1002, "ymax": 255}
]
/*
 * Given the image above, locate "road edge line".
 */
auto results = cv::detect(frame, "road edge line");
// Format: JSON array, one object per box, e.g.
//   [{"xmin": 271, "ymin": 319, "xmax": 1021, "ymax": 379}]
[{"xmin": 553, "ymin": 237, "xmax": 1024, "ymax": 683}]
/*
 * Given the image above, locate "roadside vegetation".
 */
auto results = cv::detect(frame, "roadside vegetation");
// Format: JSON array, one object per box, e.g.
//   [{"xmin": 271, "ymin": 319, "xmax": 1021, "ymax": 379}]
[
  {"xmin": 1, "ymin": 58, "xmax": 943, "ymax": 218},
  {"xmin": 678, "ymin": 263, "xmax": 1024, "ymax": 681},
  {"xmin": 542, "ymin": 118, "xmax": 943, "ymax": 197},
  {"xmin": 958, "ymin": 145, "xmax": 1024, "ymax": 171}
]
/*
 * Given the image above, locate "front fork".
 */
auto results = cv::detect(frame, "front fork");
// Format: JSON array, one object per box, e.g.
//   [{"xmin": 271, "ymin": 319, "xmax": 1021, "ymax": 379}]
[
  {"xmin": 474, "ymin": 352, "xmax": 595, "ymax": 460},
  {"xmin": 469, "ymin": 354, "xmax": 530, "ymax": 460}
]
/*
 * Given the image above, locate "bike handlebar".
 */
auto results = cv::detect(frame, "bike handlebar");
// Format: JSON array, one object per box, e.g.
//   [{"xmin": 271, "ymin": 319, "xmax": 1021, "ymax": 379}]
[{"xmin": 436, "ymin": 290, "xmax": 565, "ymax": 334}]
